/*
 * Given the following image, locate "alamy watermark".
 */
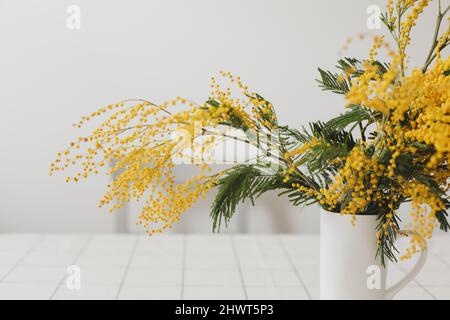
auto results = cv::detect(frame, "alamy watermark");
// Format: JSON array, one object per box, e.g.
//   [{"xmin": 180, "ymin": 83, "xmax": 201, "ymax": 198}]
[
  {"xmin": 66, "ymin": 265, "xmax": 81, "ymax": 290},
  {"xmin": 66, "ymin": 5, "xmax": 81, "ymax": 30},
  {"xmin": 171, "ymin": 123, "xmax": 281, "ymax": 174},
  {"xmin": 367, "ymin": 5, "xmax": 382, "ymax": 30},
  {"xmin": 366, "ymin": 265, "xmax": 382, "ymax": 290}
]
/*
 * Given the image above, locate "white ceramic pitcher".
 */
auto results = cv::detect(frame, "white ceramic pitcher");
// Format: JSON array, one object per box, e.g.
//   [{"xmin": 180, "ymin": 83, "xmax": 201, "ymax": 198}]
[{"xmin": 320, "ymin": 209, "xmax": 427, "ymax": 300}]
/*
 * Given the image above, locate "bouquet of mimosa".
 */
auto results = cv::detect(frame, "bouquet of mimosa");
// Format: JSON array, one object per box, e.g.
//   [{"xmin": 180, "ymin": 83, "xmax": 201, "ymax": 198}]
[{"xmin": 51, "ymin": 0, "xmax": 450, "ymax": 265}]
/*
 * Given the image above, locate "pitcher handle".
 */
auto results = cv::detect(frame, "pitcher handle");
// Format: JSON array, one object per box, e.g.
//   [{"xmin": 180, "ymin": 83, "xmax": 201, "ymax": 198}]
[{"xmin": 384, "ymin": 230, "xmax": 428, "ymax": 300}]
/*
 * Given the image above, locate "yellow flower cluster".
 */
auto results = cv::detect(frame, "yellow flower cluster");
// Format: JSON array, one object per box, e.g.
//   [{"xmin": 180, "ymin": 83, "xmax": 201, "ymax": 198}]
[
  {"xmin": 283, "ymin": 139, "xmax": 319, "ymax": 183},
  {"xmin": 336, "ymin": 0, "xmax": 449, "ymax": 259},
  {"xmin": 51, "ymin": 0, "xmax": 448, "ymax": 264},
  {"xmin": 51, "ymin": 73, "xmax": 272, "ymax": 234},
  {"xmin": 317, "ymin": 147, "xmax": 390, "ymax": 218},
  {"xmin": 398, "ymin": 0, "xmax": 430, "ymax": 54},
  {"xmin": 401, "ymin": 182, "xmax": 446, "ymax": 258}
]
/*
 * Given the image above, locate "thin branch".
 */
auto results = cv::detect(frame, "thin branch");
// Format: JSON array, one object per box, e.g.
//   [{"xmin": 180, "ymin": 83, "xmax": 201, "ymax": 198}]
[{"xmin": 422, "ymin": 2, "xmax": 450, "ymax": 72}]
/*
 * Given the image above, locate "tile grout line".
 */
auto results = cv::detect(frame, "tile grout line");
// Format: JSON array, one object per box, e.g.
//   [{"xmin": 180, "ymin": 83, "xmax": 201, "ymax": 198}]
[
  {"xmin": 49, "ymin": 236, "xmax": 92, "ymax": 300},
  {"xmin": 248, "ymin": 236, "xmax": 270, "ymax": 271},
  {"xmin": 114, "ymin": 235, "xmax": 139, "ymax": 300},
  {"xmin": 276, "ymin": 236, "xmax": 312, "ymax": 300},
  {"xmin": 253, "ymin": 237, "xmax": 281, "ymax": 296},
  {"xmin": 429, "ymin": 250, "xmax": 450, "ymax": 298},
  {"xmin": 433, "ymin": 252, "xmax": 450, "ymax": 269},
  {"xmin": 0, "ymin": 281, "xmax": 317, "ymax": 288},
  {"xmin": 397, "ymin": 264, "xmax": 437, "ymax": 300},
  {"xmin": 0, "ymin": 235, "xmax": 44, "ymax": 283},
  {"xmin": 231, "ymin": 235, "xmax": 248, "ymax": 300},
  {"xmin": 180, "ymin": 234, "xmax": 187, "ymax": 300}
]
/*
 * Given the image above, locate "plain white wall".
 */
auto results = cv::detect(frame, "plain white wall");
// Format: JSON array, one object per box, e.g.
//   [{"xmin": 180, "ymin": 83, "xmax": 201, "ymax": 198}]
[{"xmin": 0, "ymin": 0, "xmax": 444, "ymax": 233}]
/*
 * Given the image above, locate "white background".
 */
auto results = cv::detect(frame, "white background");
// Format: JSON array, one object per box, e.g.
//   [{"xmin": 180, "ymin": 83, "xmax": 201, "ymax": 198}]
[{"xmin": 0, "ymin": 0, "xmax": 446, "ymax": 234}]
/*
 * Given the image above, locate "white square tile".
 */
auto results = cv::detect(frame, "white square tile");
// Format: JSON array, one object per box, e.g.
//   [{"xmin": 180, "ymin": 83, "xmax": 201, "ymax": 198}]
[
  {"xmin": 135, "ymin": 245, "xmax": 182, "ymax": 255},
  {"xmin": 236, "ymin": 250, "xmax": 262, "ymax": 259},
  {"xmin": 0, "ymin": 235, "xmax": 39, "ymax": 253},
  {"xmin": 242, "ymin": 269, "xmax": 273, "ymax": 286},
  {"xmin": 135, "ymin": 238, "xmax": 182, "ymax": 255},
  {"xmin": 258, "ymin": 244, "xmax": 284, "ymax": 256},
  {"xmin": 187, "ymin": 235, "xmax": 231, "ymax": 245},
  {"xmin": 34, "ymin": 236, "xmax": 87, "ymax": 254},
  {"xmin": 184, "ymin": 269, "xmax": 241, "ymax": 286},
  {"xmin": 21, "ymin": 251, "xmax": 78, "ymax": 267},
  {"xmin": 235, "ymin": 241, "xmax": 262, "ymax": 254},
  {"xmin": 119, "ymin": 286, "xmax": 181, "ymax": 300},
  {"xmin": 279, "ymin": 234, "xmax": 318, "ymax": 243},
  {"xmin": 241, "ymin": 269, "xmax": 301, "ymax": 287},
  {"xmin": 430, "ymin": 236, "xmax": 450, "ymax": 247},
  {"xmin": 246, "ymin": 286, "xmax": 309, "ymax": 300},
  {"xmin": 83, "ymin": 243, "xmax": 135, "ymax": 255},
  {"xmin": 237, "ymin": 254, "xmax": 266, "ymax": 269},
  {"xmin": 440, "ymin": 255, "xmax": 450, "ymax": 265},
  {"xmin": 306, "ymin": 287, "xmax": 320, "ymax": 300},
  {"xmin": 183, "ymin": 286, "xmax": 245, "ymax": 300},
  {"xmin": 0, "ymin": 283, "xmax": 56, "ymax": 300},
  {"xmin": 436, "ymin": 251, "xmax": 450, "ymax": 259},
  {"xmin": 269, "ymin": 270, "xmax": 302, "ymax": 286},
  {"xmin": 235, "ymin": 243, "xmax": 260, "ymax": 256},
  {"xmin": 0, "ymin": 266, "xmax": 12, "ymax": 279},
  {"xmin": 283, "ymin": 244, "xmax": 320, "ymax": 255},
  {"xmin": 425, "ymin": 255, "xmax": 450, "ymax": 269},
  {"xmin": 186, "ymin": 236, "xmax": 233, "ymax": 255},
  {"xmin": 3, "ymin": 266, "xmax": 66, "ymax": 284},
  {"xmin": 75, "ymin": 267, "xmax": 126, "ymax": 285},
  {"xmin": 138, "ymin": 234, "xmax": 183, "ymax": 248},
  {"xmin": 76, "ymin": 253, "xmax": 130, "ymax": 267},
  {"xmin": 233, "ymin": 235, "xmax": 255, "ymax": 244},
  {"xmin": 83, "ymin": 236, "xmax": 136, "ymax": 255},
  {"xmin": 426, "ymin": 286, "xmax": 450, "ymax": 300},
  {"xmin": 432, "ymin": 245, "xmax": 450, "ymax": 258},
  {"xmin": 53, "ymin": 285, "xmax": 119, "ymax": 300},
  {"xmin": 186, "ymin": 244, "xmax": 233, "ymax": 255},
  {"xmin": 90, "ymin": 235, "xmax": 137, "ymax": 245},
  {"xmin": 238, "ymin": 253, "xmax": 292, "ymax": 269},
  {"xmin": 290, "ymin": 253, "xmax": 319, "ymax": 269},
  {"xmin": 415, "ymin": 269, "xmax": 450, "ymax": 286},
  {"xmin": 124, "ymin": 268, "xmax": 182, "ymax": 286},
  {"xmin": 255, "ymin": 235, "xmax": 279, "ymax": 245},
  {"xmin": 279, "ymin": 235, "xmax": 319, "ymax": 250},
  {"xmin": 276, "ymin": 286, "xmax": 310, "ymax": 300},
  {"xmin": 130, "ymin": 254, "xmax": 182, "ymax": 268},
  {"xmin": 0, "ymin": 252, "xmax": 24, "ymax": 267},
  {"xmin": 245, "ymin": 286, "xmax": 278, "ymax": 300},
  {"xmin": 185, "ymin": 254, "xmax": 237, "ymax": 269},
  {"xmin": 393, "ymin": 286, "xmax": 434, "ymax": 300},
  {"xmin": 261, "ymin": 254, "xmax": 292, "ymax": 269},
  {"xmin": 296, "ymin": 269, "xmax": 319, "ymax": 288}
]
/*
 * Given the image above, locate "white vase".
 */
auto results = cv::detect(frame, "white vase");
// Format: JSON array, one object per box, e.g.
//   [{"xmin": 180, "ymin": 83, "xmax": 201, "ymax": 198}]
[{"xmin": 320, "ymin": 209, "xmax": 427, "ymax": 300}]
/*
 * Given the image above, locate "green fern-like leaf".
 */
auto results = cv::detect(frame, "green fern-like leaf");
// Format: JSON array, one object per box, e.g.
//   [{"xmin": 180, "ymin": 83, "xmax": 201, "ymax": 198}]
[
  {"xmin": 317, "ymin": 58, "xmax": 390, "ymax": 95},
  {"xmin": 336, "ymin": 58, "xmax": 390, "ymax": 77},
  {"xmin": 292, "ymin": 122, "xmax": 356, "ymax": 173},
  {"xmin": 436, "ymin": 199, "xmax": 450, "ymax": 232},
  {"xmin": 211, "ymin": 166, "xmax": 283, "ymax": 232},
  {"xmin": 324, "ymin": 105, "xmax": 378, "ymax": 132},
  {"xmin": 317, "ymin": 68, "xmax": 350, "ymax": 94}
]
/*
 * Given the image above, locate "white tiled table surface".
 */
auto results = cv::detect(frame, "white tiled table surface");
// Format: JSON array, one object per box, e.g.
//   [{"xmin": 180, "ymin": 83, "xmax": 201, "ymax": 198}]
[{"xmin": 0, "ymin": 234, "xmax": 449, "ymax": 300}]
